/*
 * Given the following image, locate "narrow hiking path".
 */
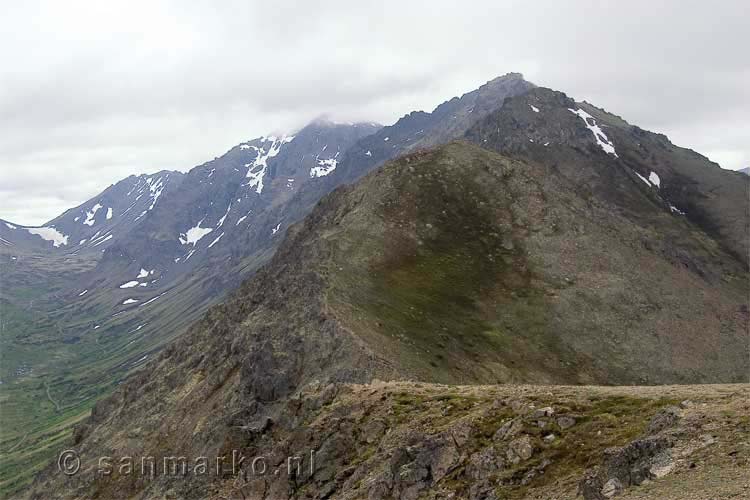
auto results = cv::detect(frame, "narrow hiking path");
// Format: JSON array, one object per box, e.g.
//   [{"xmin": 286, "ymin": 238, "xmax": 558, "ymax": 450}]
[
  {"xmin": 3, "ymin": 432, "xmax": 29, "ymax": 454},
  {"xmin": 44, "ymin": 380, "xmax": 61, "ymax": 412}
]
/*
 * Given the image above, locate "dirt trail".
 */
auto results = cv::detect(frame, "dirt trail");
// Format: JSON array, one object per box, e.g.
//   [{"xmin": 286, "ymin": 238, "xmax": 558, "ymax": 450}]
[{"xmin": 44, "ymin": 380, "xmax": 61, "ymax": 412}]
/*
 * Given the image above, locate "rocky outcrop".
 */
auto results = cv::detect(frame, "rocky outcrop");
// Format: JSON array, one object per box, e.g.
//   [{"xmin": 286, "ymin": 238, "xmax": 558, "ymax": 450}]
[{"xmin": 579, "ymin": 404, "xmax": 684, "ymax": 499}]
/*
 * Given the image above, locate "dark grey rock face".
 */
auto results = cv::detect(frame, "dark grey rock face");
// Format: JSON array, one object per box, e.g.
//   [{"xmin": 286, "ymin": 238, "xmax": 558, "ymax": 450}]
[
  {"xmin": 0, "ymin": 170, "xmax": 184, "ymax": 252},
  {"xmin": 466, "ymin": 87, "xmax": 750, "ymax": 269}
]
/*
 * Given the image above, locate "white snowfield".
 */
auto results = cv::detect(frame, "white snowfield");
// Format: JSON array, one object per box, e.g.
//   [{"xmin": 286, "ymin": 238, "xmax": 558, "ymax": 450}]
[
  {"xmin": 179, "ymin": 219, "xmax": 213, "ymax": 246},
  {"xmin": 122, "ymin": 298, "xmax": 139, "ymax": 305},
  {"xmin": 128, "ymin": 174, "xmax": 171, "ymax": 222},
  {"xmin": 83, "ymin": 203, "xmax": 103, "ymax": 226},
  {"xmin": 26, "ymin": 226, "xmax": 69, "ymax": 247},
  {"xmin": 649, "ymin": 171, "xmax": 661, "ymax": 187},
  {"xmin": 568, "ymin": 108, "xmax": 618, "ymax": 157},
  {"xmin": 635, "ymin": 170, "xmax": 662, "ymax": 189},
  {"xmin": 530, "ymin": 104, "xmax": 540, "ymax": 113},
  {"xmin": 310, "ymin": 157, "xmax": 338, "ymax": 178},
  {"xmin": 310, "ymin": 148, "xmax": 341, "ymax": 178},
  {"xmin": 119, "ymin": 281, "xmax": 140, "ymax": 289},
  {"xmin": 244, "ymin": 135, "xmax": 294, "ymax": 194},
  {"xmin": 145, "ymin": 175, "xmax": 166, "ymax": 210}
]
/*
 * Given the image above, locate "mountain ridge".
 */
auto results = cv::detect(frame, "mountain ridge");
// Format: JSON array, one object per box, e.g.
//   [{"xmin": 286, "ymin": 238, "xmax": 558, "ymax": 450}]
[
  {"xmin": 3, "ymin": 75, "xmax": 748, "ymax": 498},
  {"xmin": 25, "ymin": 139, "xmax": 748, "ymax": 498},
  {"xmin": 0, "ymin": 74, "xmax": 538, "ymax": 495}
]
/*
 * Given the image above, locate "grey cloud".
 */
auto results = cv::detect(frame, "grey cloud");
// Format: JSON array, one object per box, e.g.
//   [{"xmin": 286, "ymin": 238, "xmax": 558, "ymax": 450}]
[{"xmin": 1, "ymin": 0, "xmax": 747, "ymax": 225}]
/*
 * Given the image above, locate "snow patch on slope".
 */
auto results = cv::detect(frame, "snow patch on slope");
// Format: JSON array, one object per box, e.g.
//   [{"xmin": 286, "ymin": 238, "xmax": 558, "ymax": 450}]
[
  {"xmin": 26, "ymin": 227, "xmax": 69, "ymax": 247},
  {"xmin": 310, "ymin": 158, "xmax": 338, "ymax": 177},
  {"xmin": 244, "ymin": 135, "xmax": 294, "ymax": 194},
  {"xmin": 635, "ymin": 170, "xmax": 662, "ymax": 189},
  {"xmin": 139, "ymin": 292, "xmax": 167, "ymax": 307},
  {"xmin": 635, "ymin": 171, "xmax": 651, "ymax": 186},
  {"xmin": 568, "ymin": 108, "xmax": 617, "ymax": 157},
  {"xmin": 208, "ymin": 232, "xmax": 224, "ymax": 248},
  {"xmin": 648, "ymin": 171, "xmax": 661, "ymax": 188},
  {"xmin": 310, "ymin": 148, "xmax": 340, "ymax": 178},
  {"xmin": 92, "ymin": 234, "xmax": 113, "ymax": 246},
  {"xmin": 236, "ymin": 211, "xmax": 252, "ymax": 226},
  {"xmin": 216, "ymin": 204, "xmax": 231, "ymax": 228},
  {"xmin": 83, "ymin": 203, "xmax": 103, "ymax": 226},
  {"xmin": 179, "ymin": 219, "xmax": 213, "ymax": 246}
]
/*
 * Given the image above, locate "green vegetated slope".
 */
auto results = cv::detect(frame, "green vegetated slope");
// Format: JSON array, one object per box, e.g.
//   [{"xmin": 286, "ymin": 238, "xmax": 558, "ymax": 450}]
[
  {"xmin": 0, "ymin": 247, "xmax": 246, "ymax": 495},
  {"xmin": 324, "ymin": 142, "xmax": 748, "ymax": 386},
  {"xmin": 0, "ymin": 252, "xmax": 95, "ymax": 494}
]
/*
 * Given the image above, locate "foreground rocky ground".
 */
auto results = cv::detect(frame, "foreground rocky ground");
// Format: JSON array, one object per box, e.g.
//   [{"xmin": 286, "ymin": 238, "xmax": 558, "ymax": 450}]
[{"xmin": 204, "ymin": 382, "xmax": 749, "ymax": 499}]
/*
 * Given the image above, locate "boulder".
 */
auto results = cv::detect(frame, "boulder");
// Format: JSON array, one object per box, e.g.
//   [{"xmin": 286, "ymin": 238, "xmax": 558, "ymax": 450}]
[
  {"xmin": 506, "ymin": 435, "xmax": 534, "ymax": 464},
  {"xmin": 556, "ymin": 415, "xmax": 576, "ymax": 430}
]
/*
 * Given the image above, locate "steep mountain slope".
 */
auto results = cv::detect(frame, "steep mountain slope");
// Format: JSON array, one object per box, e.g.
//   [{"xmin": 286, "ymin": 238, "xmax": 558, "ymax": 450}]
[
  {"xmin": 2, "ymin": 76, "xmax": 540, "ymax": 495},
  {"xmin": 290, "ymin": 73, "xmax": 535, "ymax": 194},
  {"xmin": 739, "ymin": 166, "xmax": 749, "ymax": 175},
  {"xmin": 27, "ymin": 138, "xmax": 748, "ymax": 498},
  {"xmin": 0, "ymin": 171, "xmax": 184, "ymax": 253},
  {"xmin": 230, "ymin": 72, "xmax": 536, "ymax": 269},
  {"xmin": 0, "ymin": 121, "xmax": 379, "ymax": 495},
  {"xmin": 465, "ymin": 87, "xmax": 750, "ymax": 269}
]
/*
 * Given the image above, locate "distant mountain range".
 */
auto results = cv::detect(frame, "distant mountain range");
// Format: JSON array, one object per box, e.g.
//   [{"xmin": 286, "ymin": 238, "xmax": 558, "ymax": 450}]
[{"xmin": 2, "ymin": 74, "xmax": 748, "ymax": 498}]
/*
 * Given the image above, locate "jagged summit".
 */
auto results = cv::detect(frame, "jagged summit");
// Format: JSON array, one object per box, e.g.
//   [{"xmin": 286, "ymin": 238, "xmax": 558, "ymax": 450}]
[{"xmin": 466, "ymin": 86, "xmax": 750, "ymax": 267}]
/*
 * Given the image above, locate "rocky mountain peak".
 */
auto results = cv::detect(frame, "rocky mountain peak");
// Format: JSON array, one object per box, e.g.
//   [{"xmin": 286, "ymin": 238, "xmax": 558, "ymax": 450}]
[{"xmin": 466, "ymin": 87, "xmax": 750, "ymax": 267}]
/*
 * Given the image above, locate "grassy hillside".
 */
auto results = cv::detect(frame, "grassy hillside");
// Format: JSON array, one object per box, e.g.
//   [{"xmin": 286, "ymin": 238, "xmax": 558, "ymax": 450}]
[{"xmin": 324, "ymin": 142, "xmax": 748, "ymax": 385}]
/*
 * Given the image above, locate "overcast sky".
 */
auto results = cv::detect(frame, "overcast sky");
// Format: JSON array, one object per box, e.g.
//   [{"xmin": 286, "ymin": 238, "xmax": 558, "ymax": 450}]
[{"xmin": 1, "ymin": 1, "xmax": 747, "ymax": 225}]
